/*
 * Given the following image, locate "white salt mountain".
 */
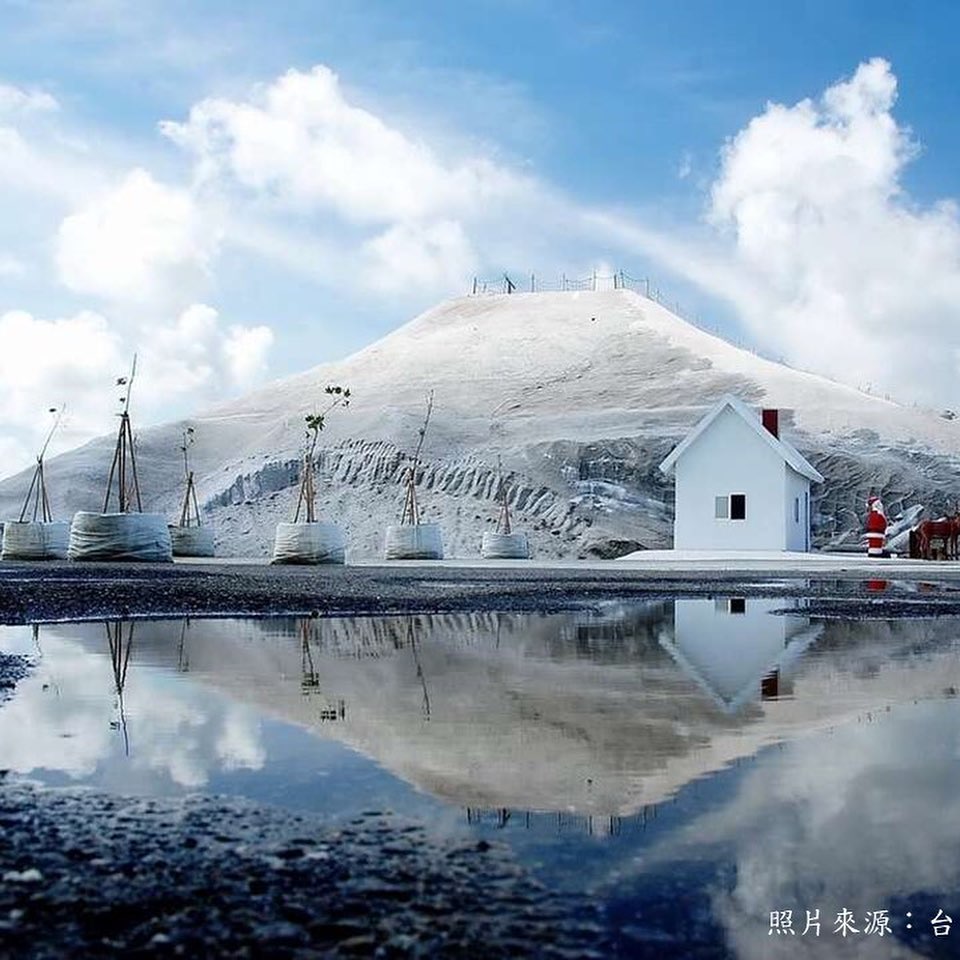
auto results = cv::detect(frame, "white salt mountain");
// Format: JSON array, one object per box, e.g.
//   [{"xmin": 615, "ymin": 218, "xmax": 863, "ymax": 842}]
[{"xmin": 1, "ymin": 290, "xmax": 958, "ymax": 559}]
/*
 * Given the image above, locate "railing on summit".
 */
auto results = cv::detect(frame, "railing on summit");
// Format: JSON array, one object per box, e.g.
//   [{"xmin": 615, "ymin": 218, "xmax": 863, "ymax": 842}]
[{"xmin": 472, "ymin": 270, "xmax": 663, "ymax": 296}]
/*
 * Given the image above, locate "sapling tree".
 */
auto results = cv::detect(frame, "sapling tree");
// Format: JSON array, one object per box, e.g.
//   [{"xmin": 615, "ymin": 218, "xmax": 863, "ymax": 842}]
[
  {"xmin": 18, "ymin": 404, "xmax": 64, "ymax": 524},
  {"xmin": 495, "ymin": 454, "xmax": 513, "ymax": 535},
  {"xmin": 488, "ymin": 398, "xmax": 519, "ymax": 535},
  {"xmin": 295, "ymin": 385, "xmax": 351, "ymax": 523},
  {"xmin": 177, "ymin": 426, "xmax": 203, "ymax": 528},
  {"xmin": 400, "ymin": 390, "xmax": 435, "ymax": 526},
  {"xmin": 103, "ymin": 356, "xmax": 143, "ymax": 513}
]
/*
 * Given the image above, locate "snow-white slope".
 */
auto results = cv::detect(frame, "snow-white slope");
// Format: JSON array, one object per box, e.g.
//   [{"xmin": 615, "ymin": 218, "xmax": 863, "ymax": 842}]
[{"xmin": 2, "ymin": 290, "xmax": 958, "ymax": 558}]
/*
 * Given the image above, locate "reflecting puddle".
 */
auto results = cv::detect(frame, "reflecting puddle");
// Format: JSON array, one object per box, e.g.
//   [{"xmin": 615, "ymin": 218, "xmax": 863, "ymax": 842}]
[{"xmin": 2, "ymin": 599, "xmax": 960, "ymax": 956}]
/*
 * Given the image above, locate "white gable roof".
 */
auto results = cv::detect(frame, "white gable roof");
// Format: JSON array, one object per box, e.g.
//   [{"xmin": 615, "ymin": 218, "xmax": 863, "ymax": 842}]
[{"xmin": 659, "ymin": 394, "xmax": 824, "ymax": 483}]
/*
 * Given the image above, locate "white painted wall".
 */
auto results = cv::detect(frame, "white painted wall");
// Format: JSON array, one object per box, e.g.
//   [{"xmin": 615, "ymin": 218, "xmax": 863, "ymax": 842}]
[
  {"xmin": 673, "ymin": 406, "xmax": 789, "ymax": 550},
  {"xmin": 784, "ymin": 465, "xmax": 812, "ymax": 551}
]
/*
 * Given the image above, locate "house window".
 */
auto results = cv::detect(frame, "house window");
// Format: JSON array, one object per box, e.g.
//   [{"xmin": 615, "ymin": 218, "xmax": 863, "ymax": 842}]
[
  {"xmin": 715, "ymin": 494, "xmax": 746, "ymax": 520},
  {"xmin": 794, "ymin": 497, "xmax": 800, "ymax": 523},
  {"xmin": 715, "ymin": 597, "xmax": 746, "ymax": 614}
]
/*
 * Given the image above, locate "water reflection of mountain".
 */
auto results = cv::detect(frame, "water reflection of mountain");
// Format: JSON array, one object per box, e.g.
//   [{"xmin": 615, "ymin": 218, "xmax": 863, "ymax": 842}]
[{"xmin": 41, "ymin": 606, "xmax": 960, "ymax": 817}]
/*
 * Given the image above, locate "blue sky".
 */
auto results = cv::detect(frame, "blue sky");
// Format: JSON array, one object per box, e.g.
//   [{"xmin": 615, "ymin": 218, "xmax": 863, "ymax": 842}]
[{"xmin": 1, "ymin": 0, "xmax": 959, "ymax": 469}]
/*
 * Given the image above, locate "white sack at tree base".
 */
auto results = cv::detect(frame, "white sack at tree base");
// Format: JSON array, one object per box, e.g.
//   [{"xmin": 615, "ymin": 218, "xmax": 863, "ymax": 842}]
[
  {"xmin": 69, "ymin": 512, "xmax": 173, "ymax": 562},
  {"xmin": 1, "ymin": 521, "xmax": 70, "ymax": 560},
  {"xmin": 169, "ymin": 525, "xmax": 216, "ymax": 558},
  {"xmin": 272, "ymin": 522, "xmax": 345, "ymax": 564},
  {"xmin": 384, "ymin": 523, "xmax": 444, "ymax": 560},
  {"xmin": 481, "ymin": 531, "xmax": 530, "ymax": 560}
]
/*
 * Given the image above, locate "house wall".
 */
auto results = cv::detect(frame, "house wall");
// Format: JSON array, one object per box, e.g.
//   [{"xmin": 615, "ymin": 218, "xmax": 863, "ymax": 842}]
[
  {"xmin": 784, "ymin": 466, "xmax": 812, "ymax": 551},
  {"xmin": 673, "ymin": 406, "xmax": 788, "ymax": 550}
]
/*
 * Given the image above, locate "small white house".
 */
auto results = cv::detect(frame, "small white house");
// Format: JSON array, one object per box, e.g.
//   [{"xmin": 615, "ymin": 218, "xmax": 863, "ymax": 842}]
[{"xmin": 659, "ymin": 395, "xmax": 823, "ymax": 552}]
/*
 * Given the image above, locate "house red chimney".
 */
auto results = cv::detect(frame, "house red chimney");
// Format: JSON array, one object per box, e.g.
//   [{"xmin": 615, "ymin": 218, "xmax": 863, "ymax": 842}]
[{"xmin": 762, "ymin": 408, "xmax": 779, "ymax": 438}]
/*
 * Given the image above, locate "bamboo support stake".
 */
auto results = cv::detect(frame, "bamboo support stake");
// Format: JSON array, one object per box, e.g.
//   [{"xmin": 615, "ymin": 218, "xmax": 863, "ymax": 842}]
[
  {"xmin": 103, "ymin": 356, "xmax": 142, "ymax": 514},
  {"xmin": 19, "ymin": 405, "xmax": 64, "ymax": 523},
  {"xmin": 495, "ymin": 456, "xmax": 513, "ymax": 535},
  {"xmin": 126, "ymin": 418, "xmax": 143, "ymax": 512},
  {"xmin": 400, "ymin": 391, "xmax": 434, "ymax": 526},
  {"xmin": 39, "ymin": 462, "xmax": 49, "ymax": 522},
  {"xmin": 18, "ymin": 466, "xmax": 40, "ymax": 524},
  {"xmin": 177, "ymin": 428, "xmax": 202, "ymax": 527}
]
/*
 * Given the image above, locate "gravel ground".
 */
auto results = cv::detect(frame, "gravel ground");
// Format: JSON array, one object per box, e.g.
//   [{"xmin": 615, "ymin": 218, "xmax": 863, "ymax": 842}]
[
  {"xmin": 0, "ymin": 779, "xmax": 609, "ymax": 959},
  {"xmin": 0, "ymin": 657, "xmax": 609, "ymax": 958},
  {"xmin": 0, "ymin": 653, "xmax": 30, "ymax": 703},
  {"xmin": 3, "ymin": 560, "xmax": 960, "ymax": 624}
]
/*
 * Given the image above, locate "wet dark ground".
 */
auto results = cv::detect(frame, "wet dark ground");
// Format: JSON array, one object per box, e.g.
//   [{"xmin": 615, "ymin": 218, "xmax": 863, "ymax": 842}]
[
  {"xmin": 4, "ymin": 567, "xmax": 960, "ymax": 957},
  {"xmin": 3, "ymin": 560, "xmax": 960, "ymax": 624},
  {"xmin": 0, "ymin": 655, "xmax": 611, "ymax": 959},
  {"xmin": 4, "ymin": 604, "xmax": 960, "ymax": 958},
  {"xmin": 0, "ymin": 778, "xmax": 606, "ymax": 959}
]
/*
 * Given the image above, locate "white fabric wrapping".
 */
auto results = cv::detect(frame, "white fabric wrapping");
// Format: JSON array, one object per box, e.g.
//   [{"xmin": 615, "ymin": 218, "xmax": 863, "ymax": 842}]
[
  {"xmin": 272, "ymin": 522, "xmax": 345, "ymax": 564},
  {"xmin": 69, "ymin": 512, "xmax": 173, "ymax": 562},
  {"xmin": 1, "ymin": 521, "xmax": 70, "ymax": 560},
  {"xmin": 481, "ymin": 531, "xmax": 530, "ymax": 560},
  {"xmin": 384, "ymin": 523, "xmax": 444, "ymax": 560},
  {"xmin": 169, "ymin": 525, "xmax": 215, "ymax": 558}
]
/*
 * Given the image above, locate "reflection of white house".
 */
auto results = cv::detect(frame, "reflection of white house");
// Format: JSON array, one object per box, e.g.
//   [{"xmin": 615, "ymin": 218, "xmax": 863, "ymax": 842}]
[
  {"xmin": 663, "ymin": 598, "xmax": 822, "ymax": 712},
  {"xmin": 659, "ymin": 395, "xmax": 823, "ymax": 551}
]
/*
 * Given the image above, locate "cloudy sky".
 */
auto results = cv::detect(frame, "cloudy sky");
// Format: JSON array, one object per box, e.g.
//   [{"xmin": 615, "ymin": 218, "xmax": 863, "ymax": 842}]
[{"xmin": 1, "ymin": 0, "xmax": 959, "ymax": 472}]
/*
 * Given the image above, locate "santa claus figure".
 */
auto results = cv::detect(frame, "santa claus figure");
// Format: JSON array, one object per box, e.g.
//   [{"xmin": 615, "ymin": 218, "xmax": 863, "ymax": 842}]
[{"xmin": 865, "ymin": 495, "xmax": 887, "ymax": 558}]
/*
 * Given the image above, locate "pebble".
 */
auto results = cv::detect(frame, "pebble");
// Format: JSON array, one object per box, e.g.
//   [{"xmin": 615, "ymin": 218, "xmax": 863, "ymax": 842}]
[{"xmin": 2, "ymin": 868, "xmax": 43, "ymax": 884}]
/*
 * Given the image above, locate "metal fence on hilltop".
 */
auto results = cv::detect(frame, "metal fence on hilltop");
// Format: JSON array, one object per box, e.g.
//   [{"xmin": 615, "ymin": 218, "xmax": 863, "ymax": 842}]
[{"xmin": 470, "ymin": 269, "xmax": 711, "ymax": 334}]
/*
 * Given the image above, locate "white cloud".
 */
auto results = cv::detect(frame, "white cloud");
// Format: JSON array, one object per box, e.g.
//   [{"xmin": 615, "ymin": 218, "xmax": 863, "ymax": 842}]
[
  {"xmin": 646, "ymin": 58, "xmax": 960, "ymax": 406},
  {"xmin": 0, "ymin": 308, "xmax": 124, "ymax": 460},
  {"xmin": 160, "ymin": 64, "xmax": 547, "ymax": 296},
  {"xmin": 161, "ymin": 65, "xmax": 529, "ymax": 225},
  {"xmin": 0, "ymin": 87, "xmax": 277, "ymax": 477},
  {"xmin": 0, "ymin": 303, "xmax": 274, "ymax": 473},
  {"xmin": 222, "ymin": 322, "xmax": 274, "ymax": 383},
  {"xmin": 56, "ymin": 167, "xmax": 219, "ymax": 306},
  {"xmin": 362, "ymin": 219, "xmax": 477, "ymax": 294},
  {"xmin": 135, "ymin": 303, "xmax": 274, "ymax": 399},
  {"xmin": 0, "ymin": 82, "xmax": 58, "ymax": 115}
]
